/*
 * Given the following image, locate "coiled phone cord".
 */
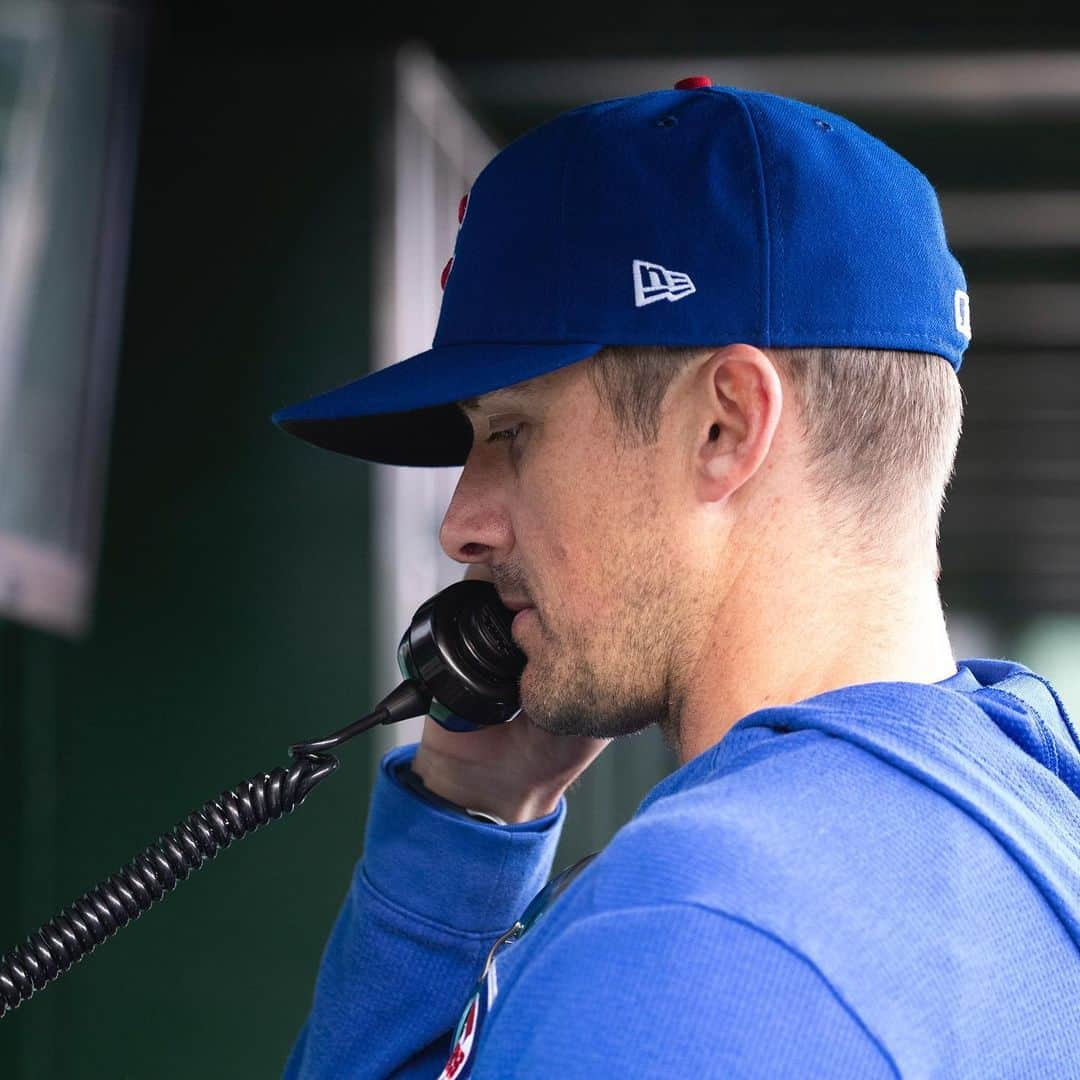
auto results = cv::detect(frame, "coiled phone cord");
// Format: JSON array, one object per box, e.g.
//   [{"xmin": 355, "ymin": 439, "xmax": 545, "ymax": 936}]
[{"xmin": 0, "ymin": 678, "xmax": 429, "ymax": 1019}]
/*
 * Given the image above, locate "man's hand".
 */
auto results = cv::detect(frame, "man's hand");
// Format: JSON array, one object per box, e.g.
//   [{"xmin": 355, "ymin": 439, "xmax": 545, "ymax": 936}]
[{"xmin": 410, "ymin": 565, "xmax": 610, "ymax": 823}]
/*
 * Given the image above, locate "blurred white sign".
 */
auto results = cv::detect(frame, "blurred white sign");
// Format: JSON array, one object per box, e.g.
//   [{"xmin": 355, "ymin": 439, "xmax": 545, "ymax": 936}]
[
  {"xmin": 371, "ymin": 45, "xmax": 498, "ymax": 750},
  {"xmin": 0, "ymin": 2, "xmax": 142, "ymax": 635}
]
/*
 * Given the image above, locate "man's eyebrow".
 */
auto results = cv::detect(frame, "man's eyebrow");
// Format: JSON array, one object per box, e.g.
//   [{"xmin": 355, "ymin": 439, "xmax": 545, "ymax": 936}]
[{"xmin": 456, "ymin": 384, "xmax": 540, "ymax": 416}]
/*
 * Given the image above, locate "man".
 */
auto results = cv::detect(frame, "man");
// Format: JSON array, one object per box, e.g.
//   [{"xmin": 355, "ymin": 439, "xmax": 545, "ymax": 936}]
[{"xmin": 273, "ymin": 78, "xmax": 1080, "ymax": 1077}]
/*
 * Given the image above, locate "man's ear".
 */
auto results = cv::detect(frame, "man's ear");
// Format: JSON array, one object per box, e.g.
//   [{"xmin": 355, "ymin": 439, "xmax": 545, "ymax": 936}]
[{"xmin": 692, "ymin": 344, "xmax": 783, "ymax": 504}]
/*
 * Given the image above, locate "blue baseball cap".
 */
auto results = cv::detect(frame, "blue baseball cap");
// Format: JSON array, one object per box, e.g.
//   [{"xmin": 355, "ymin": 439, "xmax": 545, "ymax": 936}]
[{"xmin": 272, "ymin": 77, "xmax": 971, "ymax": 467}]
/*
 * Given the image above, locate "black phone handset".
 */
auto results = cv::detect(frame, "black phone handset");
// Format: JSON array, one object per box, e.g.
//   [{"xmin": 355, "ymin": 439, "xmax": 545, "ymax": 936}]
[{"xmin": 0, "ymin": 579, "xmax": 524, "ymax": 1018}]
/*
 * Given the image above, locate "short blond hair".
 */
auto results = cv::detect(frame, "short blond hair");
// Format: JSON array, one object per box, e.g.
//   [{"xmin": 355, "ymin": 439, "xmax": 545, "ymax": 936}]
[{"xmin": 586, "ymin": 344, "xmax": 965, "ymax": 564}]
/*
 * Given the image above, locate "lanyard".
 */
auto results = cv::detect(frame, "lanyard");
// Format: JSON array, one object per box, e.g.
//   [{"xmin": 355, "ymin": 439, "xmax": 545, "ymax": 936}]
[{"xmin": 438, "ymin": 851, "xmax": 599, "ymax": 1080}]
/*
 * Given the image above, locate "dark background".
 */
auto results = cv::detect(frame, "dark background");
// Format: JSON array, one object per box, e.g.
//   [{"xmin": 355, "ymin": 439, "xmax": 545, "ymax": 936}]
[{"xmin": 1, "ymin": 2, "xmax": 1078, "ymax": 1075}]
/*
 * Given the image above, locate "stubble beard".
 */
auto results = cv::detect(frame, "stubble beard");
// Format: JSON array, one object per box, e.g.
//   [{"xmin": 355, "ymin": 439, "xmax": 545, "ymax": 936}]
[{"xmin": 518, "ymin": 571, "xmax": 686, "ymax": 746}]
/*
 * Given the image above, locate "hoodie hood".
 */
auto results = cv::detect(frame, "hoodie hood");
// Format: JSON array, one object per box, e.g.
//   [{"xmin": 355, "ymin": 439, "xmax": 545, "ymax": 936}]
[{"xmin": 658, "ymin": 657, "xmax": 1080, "ymax": 950}]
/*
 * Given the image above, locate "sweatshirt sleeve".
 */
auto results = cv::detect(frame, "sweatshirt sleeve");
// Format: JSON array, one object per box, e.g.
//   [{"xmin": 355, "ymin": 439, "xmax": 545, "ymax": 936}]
[
  {"xmin": 282, "ymin": 742, "xmax": 567, "ymax": 1080},
  {"xmin": 472, "ymin": 904, "xmax": 898, "ymax": 1079}
]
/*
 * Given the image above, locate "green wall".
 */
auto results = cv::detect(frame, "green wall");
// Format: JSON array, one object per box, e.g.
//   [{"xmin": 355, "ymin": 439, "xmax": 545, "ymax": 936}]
[{"xmin": 0, "ymin": 47, "xmax": 385, "ymax": 1077}]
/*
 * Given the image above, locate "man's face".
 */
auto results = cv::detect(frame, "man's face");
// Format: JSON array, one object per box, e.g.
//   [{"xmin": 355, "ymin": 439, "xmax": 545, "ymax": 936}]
[{"xmin": 440, "ymin": 358, "xmax": 709, "ymax": 747}]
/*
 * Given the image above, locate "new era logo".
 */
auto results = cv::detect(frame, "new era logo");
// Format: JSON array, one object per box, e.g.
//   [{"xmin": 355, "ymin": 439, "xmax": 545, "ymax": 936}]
[{"xmin": 633, "ymin": 259, "xmax": 696, "ymax": 307}]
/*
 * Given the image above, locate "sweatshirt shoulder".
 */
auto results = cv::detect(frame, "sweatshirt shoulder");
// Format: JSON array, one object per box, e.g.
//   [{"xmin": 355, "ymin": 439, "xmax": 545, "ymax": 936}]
[{"xmin": 586, "ymin": 726, "xmax": 982, "ymax": 916}]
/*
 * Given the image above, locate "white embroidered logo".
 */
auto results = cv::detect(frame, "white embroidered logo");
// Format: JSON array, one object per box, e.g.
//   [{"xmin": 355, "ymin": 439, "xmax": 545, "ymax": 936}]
[
  {"xmin": 954, "ymin": 289, "xmax": 972, "ymax": 340},
  {"xmin": 633, "ymin": 259, "xmax": 696, "ymax": 307}
]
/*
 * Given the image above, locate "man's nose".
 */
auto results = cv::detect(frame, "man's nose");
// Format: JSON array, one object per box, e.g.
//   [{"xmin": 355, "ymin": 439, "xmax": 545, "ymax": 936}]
[{"xmin": 438, "ymin": 455, "xmax": 513, "ymax": 566}]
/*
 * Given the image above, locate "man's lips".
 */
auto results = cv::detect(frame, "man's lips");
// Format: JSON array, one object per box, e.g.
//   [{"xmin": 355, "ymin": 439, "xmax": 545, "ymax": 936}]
[{"xmin": 498, "ymin": 597, "xmax": 534, "ymax": 613}]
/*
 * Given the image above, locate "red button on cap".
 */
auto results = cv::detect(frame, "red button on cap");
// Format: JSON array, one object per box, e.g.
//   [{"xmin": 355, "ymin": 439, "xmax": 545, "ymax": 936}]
[{"xmin": 674, "ymin": 76, "xmax": 712, "ymax": 90}]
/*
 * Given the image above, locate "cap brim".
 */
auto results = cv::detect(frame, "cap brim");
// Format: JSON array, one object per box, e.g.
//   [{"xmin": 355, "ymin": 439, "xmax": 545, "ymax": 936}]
[{"xmin": 272, "ymin": 341, "xmax": 604, "ymax": 466}]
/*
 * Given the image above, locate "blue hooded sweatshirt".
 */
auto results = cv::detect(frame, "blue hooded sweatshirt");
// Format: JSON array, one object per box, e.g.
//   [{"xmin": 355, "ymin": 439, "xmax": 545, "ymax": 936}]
[{"xmin": 283, "ymin": 658, "xmax": 1080, "ymax": 1078}]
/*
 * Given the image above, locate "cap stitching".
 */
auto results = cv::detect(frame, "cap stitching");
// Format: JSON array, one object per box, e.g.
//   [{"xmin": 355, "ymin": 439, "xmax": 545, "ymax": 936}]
[
  {"xmin": 725, "ymin": 92, "xmax": 771, "ymax": 345},
  {"xmin": 780, "ymin": 324, "xmax": 961, "ymax": 340},
  {"xmin": 555, "ymin": 115, "xmax": 578, "ymax": 339},
  {"xmin": 739, "ymin": 96, "xmax": 782, "ymax": 342}
]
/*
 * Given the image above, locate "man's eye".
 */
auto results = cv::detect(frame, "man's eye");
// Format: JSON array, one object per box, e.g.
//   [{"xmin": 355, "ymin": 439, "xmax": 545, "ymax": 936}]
[{"xmin": 486, "ymin": 424, "xmax": 522, "ymax": 445}]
